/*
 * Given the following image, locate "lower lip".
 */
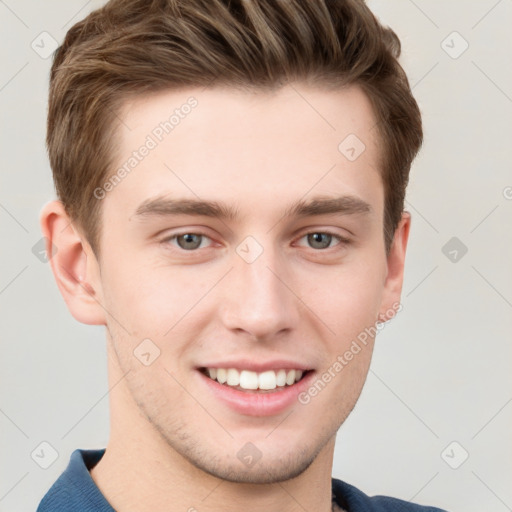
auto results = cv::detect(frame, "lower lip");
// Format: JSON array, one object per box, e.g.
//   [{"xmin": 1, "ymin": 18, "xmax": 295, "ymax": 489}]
[{"xmin": 197, "ymin": 370, "xmax": 315, "ymax": 417}]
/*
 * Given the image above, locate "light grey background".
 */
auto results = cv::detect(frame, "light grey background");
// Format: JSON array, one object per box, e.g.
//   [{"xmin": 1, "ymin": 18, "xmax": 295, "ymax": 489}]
[{"xmin": 1, "ymin": 1, "xmax": 511, "ymax": 511}]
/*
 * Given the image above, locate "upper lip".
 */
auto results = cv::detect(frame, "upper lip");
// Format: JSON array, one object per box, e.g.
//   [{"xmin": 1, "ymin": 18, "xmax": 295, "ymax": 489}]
[{"xmin": 197, "ymin": 359, "xmax": 313, "ymax": 372}]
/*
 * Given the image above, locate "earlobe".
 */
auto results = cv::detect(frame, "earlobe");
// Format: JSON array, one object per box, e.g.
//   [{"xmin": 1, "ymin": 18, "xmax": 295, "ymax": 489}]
[
  {"xmin": 378, "ymin": 211, "xmax": 411, "ymax": 323},
  {"xmin": 39, "ymin": 200, "xmax": 107, "ymax": 326}
]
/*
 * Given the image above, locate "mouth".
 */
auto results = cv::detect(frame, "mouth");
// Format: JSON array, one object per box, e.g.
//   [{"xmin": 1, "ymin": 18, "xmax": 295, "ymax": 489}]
[
  {"xmin": 195, "ymin": 360, "xmax": 316, "ymax": 416},
  {"xmin": 198, "ymin": 367, "xmax": 312, "ymax": 393}
]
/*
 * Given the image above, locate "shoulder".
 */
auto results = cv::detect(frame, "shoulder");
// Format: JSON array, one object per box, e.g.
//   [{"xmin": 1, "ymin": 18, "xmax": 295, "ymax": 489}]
[
  {"xmin": 37, "ymin": 448, "xmax": 113, "ymax": 512},
  {"xmin": 332, "ymin": 477, "xmax": 449, "ymax": 512}
]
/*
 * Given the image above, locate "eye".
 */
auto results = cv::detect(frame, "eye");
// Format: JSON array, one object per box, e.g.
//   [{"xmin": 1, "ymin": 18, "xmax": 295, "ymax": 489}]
[
  {"xmin": 296, "ymin": 231, "xmax": 350, "ymax": 250},
  {"xmin": 163, "ymin": 232, "xmax": 213, "ymax": 251}
]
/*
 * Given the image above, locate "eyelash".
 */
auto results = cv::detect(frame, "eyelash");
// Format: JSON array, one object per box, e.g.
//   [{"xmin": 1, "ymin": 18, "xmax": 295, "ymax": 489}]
[{"xmin": 160, "ymin": 230, "xmax": 351, "ymax": 252}]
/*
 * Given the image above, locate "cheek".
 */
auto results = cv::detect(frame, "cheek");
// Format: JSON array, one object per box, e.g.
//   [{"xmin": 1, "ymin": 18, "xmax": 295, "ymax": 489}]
[
  {"xmin": 300, "ymin": 255, "xmax": 386, "ymax": 339},
  {"xmin": 100, "ymin": 256, "xmax": 218, "ymax": 344}
]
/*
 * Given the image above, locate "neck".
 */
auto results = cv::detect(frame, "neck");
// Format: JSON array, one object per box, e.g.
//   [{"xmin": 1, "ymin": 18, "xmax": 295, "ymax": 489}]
[{"xmin": 90, "ymin": 344, "xmax": 336, "ymax": 512}]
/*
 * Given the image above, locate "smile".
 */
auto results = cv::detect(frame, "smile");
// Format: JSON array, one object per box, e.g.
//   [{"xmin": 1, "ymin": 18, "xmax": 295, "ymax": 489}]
[{"xmin": 200, "ymin": 367, "xmax": 308, "ymax": 392}]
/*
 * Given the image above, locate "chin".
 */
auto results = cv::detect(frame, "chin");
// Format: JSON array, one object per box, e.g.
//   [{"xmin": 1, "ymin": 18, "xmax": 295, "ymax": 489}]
[{"xmin": 194, "ymin": 451, "xmax": 318, "ymax": 484}]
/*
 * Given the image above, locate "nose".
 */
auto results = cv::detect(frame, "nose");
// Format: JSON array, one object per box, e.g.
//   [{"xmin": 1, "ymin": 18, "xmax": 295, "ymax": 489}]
[{"xmin": 219, "ymin": 240, "xmax": 301, "ymax": 341}]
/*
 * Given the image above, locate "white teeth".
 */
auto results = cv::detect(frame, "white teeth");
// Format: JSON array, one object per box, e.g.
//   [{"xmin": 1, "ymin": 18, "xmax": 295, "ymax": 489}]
[
  {"xmin": 258, "ymin": 370, "xmax": 277, "ymax": 390},
  {"xmin": 204, "ymin": 367, "xmax": 307, "ymax": 390},
  {"xmin": 216, "ymin": 368, "xmax": 227, "ymax": 384},
  {"xmin": 239, "ymin": 370, "xmax": 259, "ymax": 389},
  {"xmin": 226, "ymin": 368, "xmax": 240, "ymax": 386},
  {"xmin": 276, "ymin": 369, "xmax": 287, "ymax": 387}
]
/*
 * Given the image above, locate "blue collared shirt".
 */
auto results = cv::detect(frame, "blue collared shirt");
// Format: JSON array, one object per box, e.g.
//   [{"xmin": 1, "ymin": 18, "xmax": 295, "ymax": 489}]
[{"xmin": 36, "ymin": 449, "xmax": 448, "ymax": 511}]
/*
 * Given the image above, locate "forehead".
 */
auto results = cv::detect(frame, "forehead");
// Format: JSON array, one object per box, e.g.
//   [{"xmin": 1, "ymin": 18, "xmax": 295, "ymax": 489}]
[{"xmin": 106, "ymin": 83, "xmax": 383, "ymax": 224}]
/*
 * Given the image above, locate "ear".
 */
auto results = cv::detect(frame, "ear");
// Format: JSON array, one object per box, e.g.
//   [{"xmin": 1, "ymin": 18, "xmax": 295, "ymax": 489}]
[
  {"xmin": 378, "ymin": 211, "xmax": 411, "ymax": 323},
  {"xmin": 39, "ymin": 200, "xmax": 107, "ymax": 325}
]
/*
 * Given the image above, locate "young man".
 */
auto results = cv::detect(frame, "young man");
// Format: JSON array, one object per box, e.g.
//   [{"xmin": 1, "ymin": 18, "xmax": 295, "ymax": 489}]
[{"xmin": 37, "ymin": 0, "xmax": 447, "ymax": 510}]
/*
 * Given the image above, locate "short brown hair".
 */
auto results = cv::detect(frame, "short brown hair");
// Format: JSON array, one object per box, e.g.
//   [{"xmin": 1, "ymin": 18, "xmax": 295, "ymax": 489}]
[{"xmin": 47, "ymin": 0, "xmax": 422, "ymax": 256}]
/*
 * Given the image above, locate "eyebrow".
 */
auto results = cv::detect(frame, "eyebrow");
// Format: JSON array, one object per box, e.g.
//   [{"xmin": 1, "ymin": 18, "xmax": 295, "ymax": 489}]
[{"xmin": 133, "ymin": 194, "xmax": 372, "ymax": 222}]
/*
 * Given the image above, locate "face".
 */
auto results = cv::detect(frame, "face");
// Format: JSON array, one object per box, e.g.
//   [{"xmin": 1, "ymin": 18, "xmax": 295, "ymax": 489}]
[{"xmin": 88, "ymin": 84, "xmax": 406, "ymax": 483}]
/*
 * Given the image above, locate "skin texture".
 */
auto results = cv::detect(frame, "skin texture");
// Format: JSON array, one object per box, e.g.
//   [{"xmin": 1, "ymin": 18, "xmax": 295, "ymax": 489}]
[{"xmin": 41, "ymin": 83, "xmax": 410, "ymax": 512}]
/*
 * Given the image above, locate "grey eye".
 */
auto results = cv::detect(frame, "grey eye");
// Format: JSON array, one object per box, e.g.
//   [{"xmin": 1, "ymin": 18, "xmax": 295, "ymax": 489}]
[
  {"xmin": 176, "ymin": 233, "xmax": 204, "ymax": 250},
  {"xmin": 306, "ymin": 233, "xmax": 333, "ymax": 250}
]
